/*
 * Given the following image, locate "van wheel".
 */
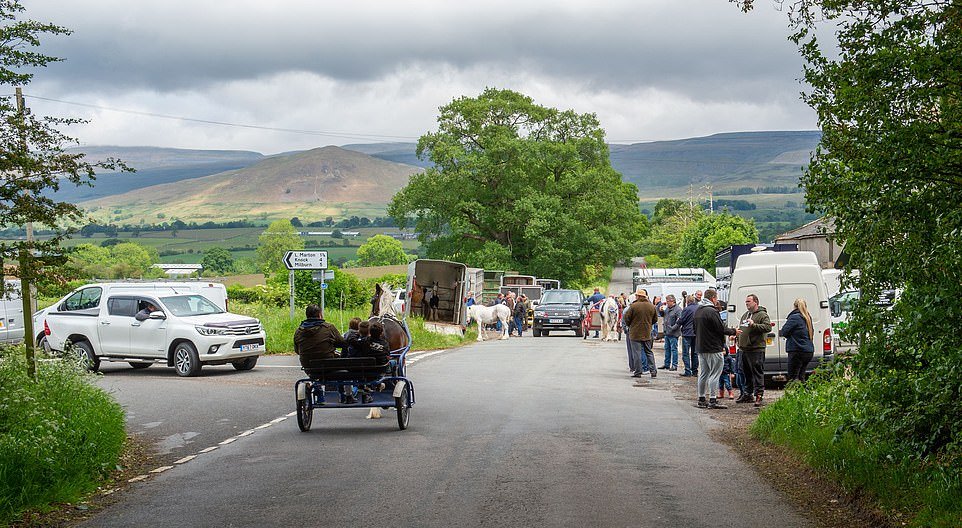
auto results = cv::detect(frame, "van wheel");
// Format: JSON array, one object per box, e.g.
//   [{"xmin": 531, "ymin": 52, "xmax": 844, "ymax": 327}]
[
  {"xmin": 232, "ymin": 356, "xmax": 258, "ymax": 371},
  {"xmin": 173, "ymin": 342, "xmax": 202, "ymax": 377},
  {"xmin": 73, "ymin": 341, "xmax": 100, "ymax": 372}
]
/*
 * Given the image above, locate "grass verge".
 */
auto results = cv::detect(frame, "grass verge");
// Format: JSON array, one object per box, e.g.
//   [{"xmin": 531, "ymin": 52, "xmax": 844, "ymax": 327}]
[
  {"xmin": 0, "ymin": 349, "xmax": 126, "ymax": 524},
  {"xmin": 751, "ymin": 372, "xmax": 962, "ymax": 528}
]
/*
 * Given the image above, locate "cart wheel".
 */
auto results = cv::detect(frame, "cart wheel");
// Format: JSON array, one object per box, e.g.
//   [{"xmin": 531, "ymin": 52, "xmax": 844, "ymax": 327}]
[
  {"xmin": 395, "ymin": 388, "xmax": 410, "ymax": 430},
  {"xmin": 297, "ymin": 397, "xmax": 313, "ymax": 432}
]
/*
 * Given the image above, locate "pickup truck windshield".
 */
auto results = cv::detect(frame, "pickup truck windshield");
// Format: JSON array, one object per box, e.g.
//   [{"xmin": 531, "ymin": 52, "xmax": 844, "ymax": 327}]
[
  {"xmin": 541, "ymin": 290, "xmax": 582, "ymax": 304},
  {"xmin": 160, "ymin": 295, "xmax": 224, "ymax": 317}
]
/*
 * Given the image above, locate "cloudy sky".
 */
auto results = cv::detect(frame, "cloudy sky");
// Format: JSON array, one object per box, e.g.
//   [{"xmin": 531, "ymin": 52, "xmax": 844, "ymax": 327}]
[{"xmin": 20, "ymin": 0, "xmax": 816, "ymax": 154}]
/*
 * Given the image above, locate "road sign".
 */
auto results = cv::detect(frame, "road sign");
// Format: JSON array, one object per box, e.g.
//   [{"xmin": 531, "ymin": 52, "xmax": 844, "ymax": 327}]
[
  {"xmin": 283, "ymin": 250, "xmax": 327, "ymax": 270},
  {"xmin": 321, "ymin": 283, "xmax": 328, "ymax": 290}
]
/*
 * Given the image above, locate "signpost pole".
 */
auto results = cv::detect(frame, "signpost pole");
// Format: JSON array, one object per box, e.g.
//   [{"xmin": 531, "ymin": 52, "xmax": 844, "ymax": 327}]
[
  {"xmin": 320, "ymin": 277, "xmax": 325, "ymax": 316},
  {"xmin": 289, "ymin": 270, "xmax": 295, "ymax": 319}
]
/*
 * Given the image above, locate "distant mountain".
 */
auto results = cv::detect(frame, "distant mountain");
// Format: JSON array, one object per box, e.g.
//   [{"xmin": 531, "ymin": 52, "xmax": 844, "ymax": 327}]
[
  {"xmin": 342, "ymin": 131, "xmax": 822, "ymax": 190},
  {"xmin": 69, "ymin": 146, "xmax": 264, "ymax": 171},
  {"xmin": 608, "ymin": 131, "xmax": 821, "ymax": 190},
  {"xmin": 44, "ymin": 147, "xmax": 266, "ymax": 203},
  {"xmin": 84, "ymin": 146, "xmax": 421, "ymax": 222},
  {"xmin": 341, "ymin": 142, "xmax": 431, "ymax": 168}
]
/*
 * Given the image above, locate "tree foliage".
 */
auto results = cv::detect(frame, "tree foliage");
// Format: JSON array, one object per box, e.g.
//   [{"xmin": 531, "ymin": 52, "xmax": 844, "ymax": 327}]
[
  {"xmin": 676, "ymin": 213, "xmax": 757, "ymax": 270},
  {"xmin": 781, "ymin": 0, "xmax": 962, "ymax": 460},
  {"xmin": 639, "ymin": 198, "xmax": 705, "ymax": 266},
  {"xmin": 388, "ymin": 88, "xmax": 647, "ymax": 284},
  {"xmin": 355, "ymin": 234, "xmax": 408, "ymax": 267},
  {"xmin": 201, "ymin": 247, "xmax": 234, "ymax": 275},
  {"xmin": 256, "ymin": 220, "xmax": 303, "ymax": 277},
  {"xmin": 68, "ymin": 242, "xmax": 160, "ymax": 279},
  {"xmin": 0, "ymin": 1, "xmax": 127, "ymax": 293}
]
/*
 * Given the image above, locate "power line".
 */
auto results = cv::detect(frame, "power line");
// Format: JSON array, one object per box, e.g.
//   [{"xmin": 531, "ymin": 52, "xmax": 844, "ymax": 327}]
[{"xmin": 21, "ymin": 93, "xmax": 420, "ymax": 142}]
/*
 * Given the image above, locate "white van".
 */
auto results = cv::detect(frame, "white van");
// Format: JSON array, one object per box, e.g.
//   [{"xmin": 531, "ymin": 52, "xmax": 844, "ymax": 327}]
[
  {"xmin": 725, "ymin": 251, "xmax": 833, "ymax": 382},
  {"xmin": 1, "ymin": 280, "xmax": 25, "ymax": 344}
]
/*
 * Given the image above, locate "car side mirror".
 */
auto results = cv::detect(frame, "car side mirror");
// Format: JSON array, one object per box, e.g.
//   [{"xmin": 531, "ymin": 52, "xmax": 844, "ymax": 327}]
[{"xmin": 149, "ymin": 311, "xmax": 166, "ymax": 320}]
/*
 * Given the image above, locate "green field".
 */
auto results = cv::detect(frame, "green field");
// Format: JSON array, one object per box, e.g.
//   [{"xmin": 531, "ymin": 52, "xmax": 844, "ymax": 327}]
[{"xmin": 21, "ymin": 226, "xmax": 421, "ymax": 267}]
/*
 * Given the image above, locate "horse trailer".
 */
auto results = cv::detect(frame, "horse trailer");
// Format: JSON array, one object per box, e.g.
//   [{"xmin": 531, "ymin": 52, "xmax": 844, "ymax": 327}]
[{"xmin": 406, "ymin": 259, "xmax": 468, "ymax": 326}]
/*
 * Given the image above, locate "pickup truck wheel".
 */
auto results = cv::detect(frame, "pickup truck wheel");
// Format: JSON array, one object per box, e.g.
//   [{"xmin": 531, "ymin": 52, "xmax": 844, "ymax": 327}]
[
  {"xmin": 128, "ymin": 362, "xmax": 152, "ymax": 369},
  {"xmin": 37, "ymin": 335, "xmax": 54, "ymax": 356},
  {"xmin": 73, "ymin": 341, "xmax": 100, "ymax": 373},
  {"xmin": 173, "ymin": 342, "xmax": 202, "ymax": 377},
  {"xmin": 232, "ymin": 356, "xmax": 258, "ymax": 371}
]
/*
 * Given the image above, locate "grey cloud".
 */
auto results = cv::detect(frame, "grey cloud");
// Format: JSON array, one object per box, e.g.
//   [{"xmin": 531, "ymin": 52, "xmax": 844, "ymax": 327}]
[{"xmin": 31, "ymin": 1, "xmax": 805, "ymax": 104}]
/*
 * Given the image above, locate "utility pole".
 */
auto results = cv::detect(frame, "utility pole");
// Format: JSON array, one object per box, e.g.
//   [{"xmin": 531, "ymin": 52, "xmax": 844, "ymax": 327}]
[
  {"xmin": 703, "ymin": 183, "xmax": 714, "ymax": 214},
  {"xmin": 16, "ymin": 87, "xmax": 37, "ymax": 379}
]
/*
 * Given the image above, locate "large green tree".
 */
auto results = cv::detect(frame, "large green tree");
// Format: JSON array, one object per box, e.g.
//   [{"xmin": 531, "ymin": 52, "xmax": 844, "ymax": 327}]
[
  {"xmin": 388, "ymin": 88, "xmax": 648, "ymax": 285},
  {"xmin": 355, "ymin": 234, "xmax": 408, "ymax": 267},
  {"xmin": 256, "ymin": 220, "xmax": 304, "ymax": 277},
  {"xmin": 766, "ymin": 0, "xmax": 962, "ymax": 459},
  {"xmin": 201, "ymin": 247, "xmax": 235, "ymax": 275},
  {"xmin": 639, "ymin": 198, "xmax": 705, "ymax": 267},
  {"xmin": 676, "ymin": 212, "xmax": 757, "ymax": 270}
]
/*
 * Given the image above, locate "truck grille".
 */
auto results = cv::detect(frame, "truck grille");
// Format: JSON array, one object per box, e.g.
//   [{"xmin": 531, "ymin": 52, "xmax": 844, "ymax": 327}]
[{"xmin": 222, "ymin": 324, "xmax": 262, "ymax": 335}]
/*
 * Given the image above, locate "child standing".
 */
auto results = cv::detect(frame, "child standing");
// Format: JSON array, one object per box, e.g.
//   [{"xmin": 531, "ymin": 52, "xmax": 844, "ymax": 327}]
[{"xmin": 719, "ymin": 351, "xmax": 736, "ymax": 400}]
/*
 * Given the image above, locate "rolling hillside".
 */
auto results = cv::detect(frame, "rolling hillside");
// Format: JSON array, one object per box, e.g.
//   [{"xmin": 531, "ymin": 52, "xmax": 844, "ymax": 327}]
[{"xmin": 84, "ymin": 146, "xmax": 421, "ymax": 223}]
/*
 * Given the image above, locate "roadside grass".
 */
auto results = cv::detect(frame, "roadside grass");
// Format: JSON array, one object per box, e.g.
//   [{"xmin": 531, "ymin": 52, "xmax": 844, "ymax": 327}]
[
  {"xmin": 0, "ymin": 349, "xmax": 126, "ymax": 524},
  {"xmin": 751, "ymin": 370, "xmax": 962, "ymax": 527},
  {"xmin": 228, "ymin": 302, "xmax": 474, "ymax": 354}
]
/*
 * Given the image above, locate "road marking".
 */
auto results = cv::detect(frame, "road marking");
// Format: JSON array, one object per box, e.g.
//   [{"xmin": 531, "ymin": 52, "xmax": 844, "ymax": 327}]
[{"xmin": 125, "ymin": 347, "xmax": 458, "ymax": 485}]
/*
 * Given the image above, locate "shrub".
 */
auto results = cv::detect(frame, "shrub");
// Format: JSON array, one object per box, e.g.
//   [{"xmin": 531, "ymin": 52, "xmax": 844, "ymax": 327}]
[{"xmin": 0, "ymin": 350, "xmax": 126, "ymax": 522}]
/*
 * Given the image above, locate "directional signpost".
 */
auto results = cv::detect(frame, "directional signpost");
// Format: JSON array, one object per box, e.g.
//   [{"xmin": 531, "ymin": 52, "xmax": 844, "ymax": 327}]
[{"xmin": 283, "ymin": 251, "xmax": 329, "ymax": 319}]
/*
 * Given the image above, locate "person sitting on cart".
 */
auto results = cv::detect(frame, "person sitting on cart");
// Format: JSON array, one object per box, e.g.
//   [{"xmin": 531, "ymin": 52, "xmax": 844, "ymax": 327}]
[
  {"xmin": 352, "ymin": 321, "xmax": 392, "ymax": 403},
  {"xmin": 341, "ymin": 317, "xmax": 363, "ymax": 358},
  {"xmin": 293, "ymin": 304, "xmax": 345, "ymax": 368}
]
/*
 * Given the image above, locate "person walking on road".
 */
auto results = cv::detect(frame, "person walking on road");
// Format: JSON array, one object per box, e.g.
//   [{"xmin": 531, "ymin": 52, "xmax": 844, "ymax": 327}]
[
  {"xmin": 661, "ymin": 295, "xmax": 681, "ymax": 371},
  {"xmin": 623, "ymin": 287, "xmax": 659, "ymax": 379},
  {"xmin": 735, "ymin": 294, "xmax": 772, "ymax": 407},
  {"xmin": 677, "ymin": 295, "xmax": 699, "ymax": 377},
  {"xmin": 780, "ymin": 298, "xmax": 815, "ymax": 383},
  {"xmin": 693, "ymin": 289, "xmax": 736, "ymax": 409},
  {"xmin": 511, "ymin": 293, "xmax": 526, "ymax": 337}
]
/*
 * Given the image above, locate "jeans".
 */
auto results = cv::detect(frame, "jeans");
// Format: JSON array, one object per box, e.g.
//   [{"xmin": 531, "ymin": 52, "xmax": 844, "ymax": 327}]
[
  {"xmin": 740, "ymin": 349, "xmax": 766, "ymax": 396},
  {"xmin": 663, "ymin": 335, "xmax": 679, "ymax": 368},
  {"xmin": 786, "ymin": 350, "xmax": 814, "ymax": 382},
  {"xmin": 630, "ymin": 339, "xmax": 655, "ymax": 377},
  {"xmin": 511, "ymin": 315, "xmax": 524, "ymax": 336},
  {"xmin": 697, "ymin": 352, "xmax": 724, "ymax": 399},
  {"xmin": 734, "ymin": 350, "xmax": 747, "ymax": 396},
  {"xmin": 681, "ymin": 336, "xmax": 693, "ymax": 374}
]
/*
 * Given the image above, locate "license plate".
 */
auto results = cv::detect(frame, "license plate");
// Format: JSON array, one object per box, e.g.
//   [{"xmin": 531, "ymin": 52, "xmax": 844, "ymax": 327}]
[
  {"xmin": 240, "ymin": 343, "xmax": 262, "ymax": 352},
  {"xmin": 549, "ymin": 319, "xmax": 563, "ymax": 323}
]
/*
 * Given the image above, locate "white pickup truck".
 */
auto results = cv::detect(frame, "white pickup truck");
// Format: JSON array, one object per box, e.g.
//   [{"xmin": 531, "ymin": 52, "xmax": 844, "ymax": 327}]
[{"xmin": 37, "ymin": 284, "xmax": 266, "ymax": 376}]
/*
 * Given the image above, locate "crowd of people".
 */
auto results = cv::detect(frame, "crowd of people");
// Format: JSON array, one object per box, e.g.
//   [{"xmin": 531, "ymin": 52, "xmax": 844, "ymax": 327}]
[{"xmin": 613, "ymin": 287, "xmax": 816, "ymax": 410}]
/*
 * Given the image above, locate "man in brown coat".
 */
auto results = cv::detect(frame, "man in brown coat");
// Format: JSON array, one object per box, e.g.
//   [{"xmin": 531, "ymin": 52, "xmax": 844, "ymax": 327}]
[
  {"xmin": 622, "ymin": 287, "xmax": 659, "ymax": 378},
  {"xmin": 293, "ymin": 304, "xmax": 345, "ymax": 367}
]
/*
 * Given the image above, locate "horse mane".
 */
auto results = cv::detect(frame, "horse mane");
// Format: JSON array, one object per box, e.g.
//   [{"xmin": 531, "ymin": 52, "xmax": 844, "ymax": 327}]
[{"xmin": 372, "ymin": 282, "xmax": 398, "ymax": 318}]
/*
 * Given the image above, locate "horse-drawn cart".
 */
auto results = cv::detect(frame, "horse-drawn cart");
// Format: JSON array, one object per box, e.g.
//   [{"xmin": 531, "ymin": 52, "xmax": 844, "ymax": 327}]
[
  {"xmin": 294, "ymin": 316, "xmax": 415, "ymax": 431},
  {"xmin": 582, "ymin": 300, "xmax": 623, "ymax": 340}
]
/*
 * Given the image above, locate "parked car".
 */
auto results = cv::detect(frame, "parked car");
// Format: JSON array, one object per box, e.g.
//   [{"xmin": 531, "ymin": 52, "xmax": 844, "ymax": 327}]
[
  {"xmin": 37, "ymin": 285, "xmax": 264, "ymax": 376},
  {"xmin": 392, "ymin": 289, "xmax": 406, "ymax": 315},
  {"xmin": 532, "ymin": 289, "xmax": 586, "ymax": 337},
  {"xmin": 0, "ymin": 280, "xmax": 25, "ymax": 344}
]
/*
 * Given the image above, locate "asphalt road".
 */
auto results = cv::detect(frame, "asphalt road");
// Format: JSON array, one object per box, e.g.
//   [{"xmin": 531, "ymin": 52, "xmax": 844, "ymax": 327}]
[{"xmin": 78, "ymin": 270, "xmax": 811, "ymax": 527}]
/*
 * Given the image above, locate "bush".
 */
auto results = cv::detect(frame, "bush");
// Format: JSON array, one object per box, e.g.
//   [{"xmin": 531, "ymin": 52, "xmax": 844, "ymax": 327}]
[
  {"xmin": 752, "ymin": 359, "xmax": 962, "ymax": 527},
  {"xmin": 0, "ymin": 350, "xmax": 126, "ymax": 522}
]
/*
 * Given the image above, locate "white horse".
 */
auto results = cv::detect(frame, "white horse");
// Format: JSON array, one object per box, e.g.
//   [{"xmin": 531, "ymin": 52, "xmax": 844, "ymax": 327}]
[
  {"xmin": 466, "ymin": 304, "xmax": 511, "ymax": 341},
  {"xmin": 600, "ymin": 296, "xmax": 620, "ymax": 341}
]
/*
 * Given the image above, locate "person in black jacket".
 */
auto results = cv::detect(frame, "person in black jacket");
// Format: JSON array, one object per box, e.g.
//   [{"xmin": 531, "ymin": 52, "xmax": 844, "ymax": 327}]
[
  {"xmin": 693, "ymin": 290, "xmax": 737, "ymax": 409},
  {"xmin": 677, "ymin": 295, "xmax": 699, "ymax": 376},
  {"xmin": 780, "ymin": 298, "xmax": 816, "ymax": 382}
]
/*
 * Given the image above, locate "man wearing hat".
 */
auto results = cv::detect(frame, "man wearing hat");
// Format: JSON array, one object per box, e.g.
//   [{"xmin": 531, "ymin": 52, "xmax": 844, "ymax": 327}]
[{"xmin": 622, "ymin": 287, "xmax": 659, "ymax": 379}]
